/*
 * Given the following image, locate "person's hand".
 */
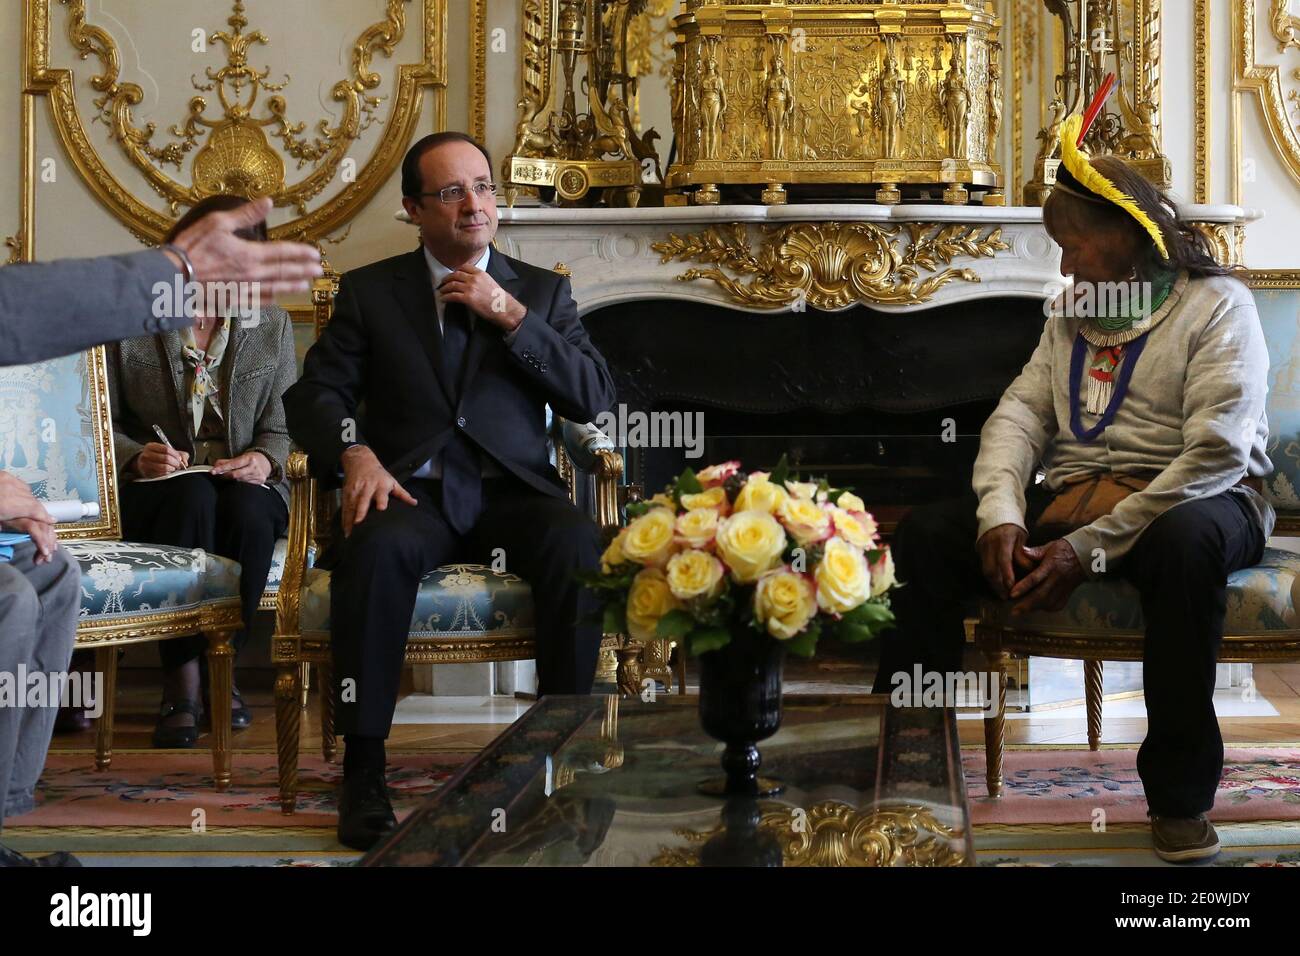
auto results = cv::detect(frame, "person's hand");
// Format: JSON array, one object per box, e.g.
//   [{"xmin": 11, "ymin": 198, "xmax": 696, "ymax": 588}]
[
  {"xmin": 976, "ymin": 523, "xmax": 1034, "ymax": 600},
  {"xmin": 0, "ymin": 472, "xmax": 52, "ymax": 525},
  {"xmin": 340, "ymin": 445, "xmax": 417, "ymax": 536},
  {"xmin": 133, "ymin": 442, "xmax": 189, "ymax": 479},
  {"xmin": 438, "ymin": 266, "xmax": 526, "ymax": 332},
  {"xmin": 3, "ymin": 516, "xmax": 57, "ymax": 565},
  {"xmin": 1009, "ymin": 539, "xmax": 1086, "ymax": 615},
  {"xmin": 166, "ymin": 196, "xmax": 323, "ymax": 300},
  {"xmin": 212, "ymin": 451, "xmax": 272, "ymax": 484}
]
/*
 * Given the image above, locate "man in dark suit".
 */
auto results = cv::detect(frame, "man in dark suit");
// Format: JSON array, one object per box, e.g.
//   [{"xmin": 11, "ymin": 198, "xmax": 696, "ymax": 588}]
[{"xmin": 283, "ymin": 132, "xmax": 617, "ymax": 850}]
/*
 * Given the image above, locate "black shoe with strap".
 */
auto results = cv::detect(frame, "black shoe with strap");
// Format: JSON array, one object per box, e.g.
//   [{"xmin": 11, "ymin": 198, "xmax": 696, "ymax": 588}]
[
  {"xmin": 337, "ymin": 768, "xmax": 398, "ymax": 852},
  {"xmin": 0, "ymin": 843, "xmax": 82, "ymax": 867},
  {"xmin": 201, "ymin": 684, "xmax": 253, "ymax": 731},
  {"xmin": 152, "ymin": 699, "xmax": 202, "ymax": 749}
]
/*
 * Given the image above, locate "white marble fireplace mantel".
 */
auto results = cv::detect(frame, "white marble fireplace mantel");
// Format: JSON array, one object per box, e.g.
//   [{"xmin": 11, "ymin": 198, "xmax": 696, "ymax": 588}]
[{"xmin": 495, "ymin": 203, "xmax": 1261, "ymax": 316}]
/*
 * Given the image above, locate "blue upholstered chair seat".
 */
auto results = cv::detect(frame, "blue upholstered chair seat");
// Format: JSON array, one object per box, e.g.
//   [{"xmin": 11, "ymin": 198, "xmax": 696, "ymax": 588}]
[
  {"xmin": 63, "ymin": 540, "xmax": 242, "ymax": 621},
  {"xmin": 299, "ymin": 563, "xmax": 536, "ymax": 639},
  {"xmin": 262, "ymin": 536, "xmax": 316, "ymax": 596},
  {"xmin": 983, "ymin": 546, "xmax": 1300, "ymax": 636}
]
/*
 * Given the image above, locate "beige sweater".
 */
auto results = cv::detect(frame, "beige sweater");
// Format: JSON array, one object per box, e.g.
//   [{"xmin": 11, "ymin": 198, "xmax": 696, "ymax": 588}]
[{"xmin": 973, "ymin": 272, "xmax": 1274, "ymax": 576}]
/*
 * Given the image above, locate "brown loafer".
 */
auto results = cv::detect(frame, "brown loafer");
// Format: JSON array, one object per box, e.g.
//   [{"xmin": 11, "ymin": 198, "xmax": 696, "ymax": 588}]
[{"xmin": 1151, "ymin": 814, "xmax": 1220, "ymax": 863}]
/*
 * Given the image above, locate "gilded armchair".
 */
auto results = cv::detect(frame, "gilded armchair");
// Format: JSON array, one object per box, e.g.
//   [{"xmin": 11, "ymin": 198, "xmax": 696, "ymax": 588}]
[
  {"xmin": 973, "ymin": 287, "xmax": 1300, "ymax": 798},
  {"xmin": 0, "ymin": 348, "xmax": 243, "ymax": 790}
]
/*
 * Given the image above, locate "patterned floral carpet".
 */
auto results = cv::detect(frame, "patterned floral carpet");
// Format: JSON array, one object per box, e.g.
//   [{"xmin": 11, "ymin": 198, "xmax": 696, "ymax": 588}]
[
  {"xmin": 6, "ymin": 745, "xmax": 1300, "ymax": 866},
  {"xmin": 965, "ymin": 745, "xmax": 1300, "ymax": 867},
  {"xmin": 1, "ymin": 750, "xmax": 469, "ymax": 866}
]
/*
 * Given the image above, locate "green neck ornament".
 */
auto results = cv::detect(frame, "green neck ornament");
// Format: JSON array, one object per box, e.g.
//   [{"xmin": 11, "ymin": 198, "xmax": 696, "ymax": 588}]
[{"xmin": 1091, "ymin": 267, "xmax": 1178, "ymax": 333}]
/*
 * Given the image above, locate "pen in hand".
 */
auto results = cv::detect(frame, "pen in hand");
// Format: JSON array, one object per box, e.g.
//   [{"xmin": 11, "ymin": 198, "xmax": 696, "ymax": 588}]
[{"xmin": 149, "ymin": 424, "xmax": 188, "ymax": 474}]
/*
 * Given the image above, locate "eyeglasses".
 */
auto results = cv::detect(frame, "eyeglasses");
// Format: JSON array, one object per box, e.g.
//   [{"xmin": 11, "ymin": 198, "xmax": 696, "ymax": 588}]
[{"xmin": 420, "ymin": 181, "xmax": 497, "ymax": 204}]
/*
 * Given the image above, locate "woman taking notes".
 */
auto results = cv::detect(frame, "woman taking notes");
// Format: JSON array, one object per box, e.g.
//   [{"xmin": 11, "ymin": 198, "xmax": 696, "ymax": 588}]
[{"xmin": 105, "ymin": 194, "xmax": 297, "ymax": 747}]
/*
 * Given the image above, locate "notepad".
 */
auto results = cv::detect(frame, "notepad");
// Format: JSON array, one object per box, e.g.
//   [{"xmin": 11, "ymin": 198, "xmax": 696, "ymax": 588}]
[{"xmin": 134, "ymin": 465, "xmax": 215, "ymax": 484}]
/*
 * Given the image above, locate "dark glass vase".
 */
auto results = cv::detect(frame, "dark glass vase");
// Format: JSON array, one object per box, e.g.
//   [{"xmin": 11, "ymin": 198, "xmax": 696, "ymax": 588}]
[{"xmin": 696, "ymin": 630, "xmax": 786, "ymax": 798}]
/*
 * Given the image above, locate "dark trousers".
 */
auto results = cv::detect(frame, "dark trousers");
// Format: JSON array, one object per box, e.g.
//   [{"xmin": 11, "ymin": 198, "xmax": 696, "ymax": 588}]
[
  {"xmin": 872, "ymin": 486, "xmax": 1265, "ymax": 817},
  {"xmin": 328, "ymin": 475, "xmax": 603, "ymax": 738},
  {"xmin": 119, "ymin": 474, "xmax": 289, "ymax": 668}
]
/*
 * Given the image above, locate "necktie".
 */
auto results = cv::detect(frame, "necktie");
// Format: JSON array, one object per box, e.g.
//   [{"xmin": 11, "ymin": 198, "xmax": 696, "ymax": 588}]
[{"xmin": 438, "ymin": 300, "xmax": 481, "ymax": 533}]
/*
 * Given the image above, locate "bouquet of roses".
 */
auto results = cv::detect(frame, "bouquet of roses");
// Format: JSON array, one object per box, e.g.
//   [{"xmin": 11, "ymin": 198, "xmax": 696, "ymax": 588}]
[{"xmin": 580, "ymin": 457, "xmax": 897, "ymax": 658}]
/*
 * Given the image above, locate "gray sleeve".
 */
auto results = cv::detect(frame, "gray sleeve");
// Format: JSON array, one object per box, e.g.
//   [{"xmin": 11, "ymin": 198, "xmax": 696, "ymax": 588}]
[
  {"xmin": 0, "ymin": 250, "xmax": 186, "ymax": 367},
  {"xmin": 1064, "ymin": 301, "xmax": 1270, "ymax": 575},
  {"xmin": 973, "ymin": 319, "xmax": 1059, "ymax": 539}
]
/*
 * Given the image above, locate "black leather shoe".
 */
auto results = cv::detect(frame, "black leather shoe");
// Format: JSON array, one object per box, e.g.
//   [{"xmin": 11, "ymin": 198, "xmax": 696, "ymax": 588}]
[
  {"xmin": 337, "ymin": 768, "xmax": 398, "ymax": 851},
  {"xmin": 152, "ymin": 700, "xmax": 202, "ymax": 749},
  {"xmin": 0, "ymin": 843, "xmax": 82, "ymax": 867},
  {"xmin": 202, "ymin": 685, "xmax": 253, "ymax": 731}
]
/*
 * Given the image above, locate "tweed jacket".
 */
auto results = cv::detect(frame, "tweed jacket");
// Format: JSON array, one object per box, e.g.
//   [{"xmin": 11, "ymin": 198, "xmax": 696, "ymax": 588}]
[{"xmin": 106, "ymin": 305, "xmax": 296, "ymax": 506}]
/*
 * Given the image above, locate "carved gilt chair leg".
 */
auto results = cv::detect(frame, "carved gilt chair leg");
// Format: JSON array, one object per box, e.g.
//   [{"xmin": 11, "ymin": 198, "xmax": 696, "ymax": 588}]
[
  {"xmin": 205, "ymin": 630, "xmax": 235, "ymax": 792},
  {"xmin": 319, "ymin": 660, "xmax": 337, "ymax": 763},
  {"xmin": 978, "ymin": 629, "xmax": 1009, "ymax": 799},
  {"xmin": 1084, "ymin": 659, "xmax": 1103, "ymax": 751},
  {"xmin": 93, "ymin": 645, "xmax": 118, "ymax": 772},
  {"xmin": 300, "ymin": 661, "xmax": 311, "ymax": 710},
  {"xmin": 274, "ymin": 664, "xmax": 302, "ymax": 814},
  {"xmin": 673, "ymin": 640, "xmax": 687, "ymax": 695}
]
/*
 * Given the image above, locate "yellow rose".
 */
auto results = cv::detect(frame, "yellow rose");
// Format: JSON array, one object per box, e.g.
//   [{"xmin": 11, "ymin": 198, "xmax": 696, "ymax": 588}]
[
  {"xmin": 754, "ymin": 569, "xmax": 817, "ymax": 640},
  {"xmin": 622, "ymin": 507, "xmax": 676, "ymax": 567},
  {"xmin": 647, "ymin": 493, "xmax": 676, "ymax": 510},
  {"xmin": 665, "ymin": 549, "xmax": 726, "ymax": 602},
  {"xmin": 626, "ymin": 568, "xmax": 680, "ymax": 641},
  {"xmin": 814, "ymin": 536, "xmax": 873, "ymax": 614},
  {"xmin": 777, "ymin": 496, "xmax": 832, "ymax": 546},
  {"xmin": 783, "ymin": 480, "xmax": 819, "ymax": 501},
  {"xmin": 675, "ymin": 507, "xmax": 720, "ymax": 549},
  {"xmin": 715, "ymin": 511, "xmax": 787, "ymax": 584},
  {"xmin": 830, "ymin": 507, "xmax": 876, "ymax": 550},
  {"xmin": 869, "ymin": 546, "xmax": 897, "ymax": 598},
  {"xmin": 600, "ymin": 529, "xmax": 628, "ymax": 573},
  {"xmin": 680, "ymin": 486, "xmax": 729, "ymax": 514},
  {"xmin": 734, "ymin": 474, "xmax": 788, "ymax": 514},
  {"xmin": 836, "ymin": 491, "xmax": 866, "ymax": 513}
]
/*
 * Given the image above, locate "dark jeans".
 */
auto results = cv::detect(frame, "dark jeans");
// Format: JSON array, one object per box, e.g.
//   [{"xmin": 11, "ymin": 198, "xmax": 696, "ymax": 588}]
[
  {"xmin": 119, "ymin": 473, "xmax": 289, "ymax": 668},
  {"xmin": 872, "ymin": 486, "xmax": 1266, "ymax": 817},
  {"xmin": 327, "ymin": 475, "xmax": 603, "ymax": 738}
]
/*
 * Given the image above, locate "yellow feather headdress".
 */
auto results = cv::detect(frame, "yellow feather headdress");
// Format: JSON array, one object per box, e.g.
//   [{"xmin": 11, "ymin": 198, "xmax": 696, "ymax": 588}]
[{"xmin": 1057, "ymin": 112, "xmax": 1169, "ymax": 260}]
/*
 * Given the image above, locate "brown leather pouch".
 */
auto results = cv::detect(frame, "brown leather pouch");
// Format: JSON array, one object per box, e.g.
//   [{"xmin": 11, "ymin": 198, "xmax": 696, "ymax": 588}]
[{"xmin": 1033, "ymin": 473, "xmax": 1153, "ymax": 540}]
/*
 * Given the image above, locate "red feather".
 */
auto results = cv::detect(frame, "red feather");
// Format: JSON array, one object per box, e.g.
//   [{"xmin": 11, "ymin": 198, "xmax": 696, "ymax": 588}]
[{"xmin": 1077, "ymin": 73, "xmax": 1116, "ymax": 146}]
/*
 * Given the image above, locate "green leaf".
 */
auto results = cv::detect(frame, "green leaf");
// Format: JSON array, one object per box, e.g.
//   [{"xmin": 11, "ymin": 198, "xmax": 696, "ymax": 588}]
[
  {"xmin": 655, "ymin": 608, "xmax": 696, "ymax": 639},
  {"xmin": 843, "ymin": 601, "xmax": 894, "ymax": 627},
  {"xmin": 689, "ymin": 626, "xmax": 731, "ymax": 655},
  {"xmin": 784, "ymin": 627, "xmax": 819, "ymax": 658},
  {"xmin": 769, "ymin": 454, "xmax": 791, "ymax": 487},
  {"xmin": 836, "ymin": 621, "xmax": 876, "ymax": 644},
  {"xmin": 625, "ymin": 501, "xmax": 651, "ymax": 519},
  {"xmin": 676, "ymin": 468, "xmax": 702, "ymax": 496},
  {"xmin": 602, "ymin": 602, "xmax": 626, "ymax": 634}
]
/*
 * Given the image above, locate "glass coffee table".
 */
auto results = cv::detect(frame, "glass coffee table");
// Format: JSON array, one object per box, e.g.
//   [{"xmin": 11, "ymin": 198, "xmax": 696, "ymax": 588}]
[{"xmin": 363, "ymin": 694, "xmax": 973, "ymax": 867}]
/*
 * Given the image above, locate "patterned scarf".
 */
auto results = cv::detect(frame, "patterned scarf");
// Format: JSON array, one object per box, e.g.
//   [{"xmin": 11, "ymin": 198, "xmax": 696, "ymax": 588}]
[{"xmin": 180, "ymin": 322, "xmax": 230, "ymax": 435}]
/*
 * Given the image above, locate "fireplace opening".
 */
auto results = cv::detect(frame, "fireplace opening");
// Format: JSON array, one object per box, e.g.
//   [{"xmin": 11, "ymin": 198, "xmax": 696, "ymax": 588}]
[{"xmin": 582, "ymin": 295, "xmax": 1047, "ymax": 533}]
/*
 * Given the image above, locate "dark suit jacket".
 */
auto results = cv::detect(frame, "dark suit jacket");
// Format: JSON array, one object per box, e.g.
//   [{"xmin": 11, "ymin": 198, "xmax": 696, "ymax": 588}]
[
  {"xmin": 283, "ymin": 245, "xmax": 616, "ymax": 507},
  {"xmin": 0, "ymin": 250, "xmax": 190, "ymax": 367},
  {"xmin": 106, "ymin": 306, "xmax": 296, "ymax": 506}
]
